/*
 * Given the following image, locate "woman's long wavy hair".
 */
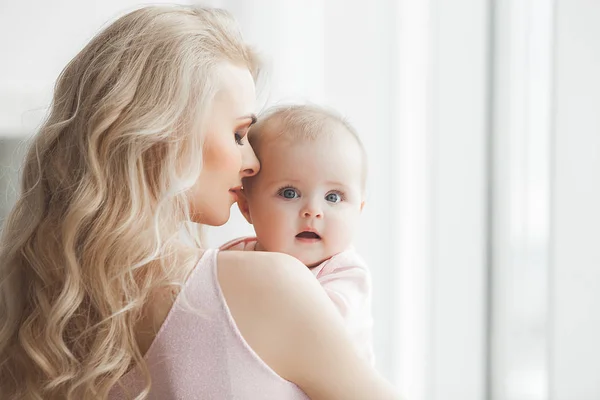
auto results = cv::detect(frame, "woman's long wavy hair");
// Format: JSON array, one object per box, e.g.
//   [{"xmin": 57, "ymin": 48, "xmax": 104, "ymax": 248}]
[{"xmin": 0, "ymin": 5, "xmax": 260, "ymax": 399}]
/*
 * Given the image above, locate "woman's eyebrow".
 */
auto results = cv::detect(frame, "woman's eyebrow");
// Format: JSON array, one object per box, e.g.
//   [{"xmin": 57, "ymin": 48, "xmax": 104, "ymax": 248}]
[{"xmin": 237, "ymin": 114, "xmax": 257, "ymax": 126}]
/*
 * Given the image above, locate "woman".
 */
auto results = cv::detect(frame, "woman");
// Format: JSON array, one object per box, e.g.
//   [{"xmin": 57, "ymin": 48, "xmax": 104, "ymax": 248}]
[{"xmin": 0, "ymin": 5, "xmax": 400, "ymax": 399}]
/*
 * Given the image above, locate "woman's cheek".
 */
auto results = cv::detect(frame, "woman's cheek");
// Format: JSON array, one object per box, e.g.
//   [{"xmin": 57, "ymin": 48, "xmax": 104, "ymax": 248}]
[
  {"xmin": 220, "ymin": 140, "xmax": 240, "ymax": 171},
  {"xmin": 205, "ymin": 135, "xmax": 238, "ymax": 172}
]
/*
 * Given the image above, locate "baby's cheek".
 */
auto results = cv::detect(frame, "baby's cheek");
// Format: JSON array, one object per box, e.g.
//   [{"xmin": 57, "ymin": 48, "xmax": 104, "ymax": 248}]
[
  {"xmin": 335, "ymin": 211, "xmax": 358, "ymax": 230},
  {"xmin": 331, "ymin": 212, "xmax": 360, "ymax": 241}
]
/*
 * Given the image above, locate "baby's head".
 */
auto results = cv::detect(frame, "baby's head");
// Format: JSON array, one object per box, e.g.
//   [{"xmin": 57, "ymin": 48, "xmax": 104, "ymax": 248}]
[{"xmin": 238, "ymin": 104, "xmax": 367, "ymax": 267}]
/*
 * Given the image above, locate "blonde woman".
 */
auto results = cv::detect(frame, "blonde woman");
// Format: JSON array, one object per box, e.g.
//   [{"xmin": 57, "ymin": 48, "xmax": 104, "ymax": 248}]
[{"xmin": 0, "ymin": 5, "xmax": 400, "ymax": 400}]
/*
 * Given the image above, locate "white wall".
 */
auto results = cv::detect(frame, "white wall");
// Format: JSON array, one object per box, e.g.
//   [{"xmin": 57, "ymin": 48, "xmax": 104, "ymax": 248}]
[
  {"xmin": 430, "ymin": 0, "xmax": 489, "ymax": 398},
  {"xmin": 552, "ymin": 1, "xmax": 600, "ymax": 398},
  {"xmin": 491, "ymin": 0, "xmax": 554, "ymax": 398},
  {"xmin": 0, "ymin": 0, "xmax": 192, "ymax": 136},
  {"xmin": 491, "ymin": 1, "xmax": 600, "ymax": 399}
]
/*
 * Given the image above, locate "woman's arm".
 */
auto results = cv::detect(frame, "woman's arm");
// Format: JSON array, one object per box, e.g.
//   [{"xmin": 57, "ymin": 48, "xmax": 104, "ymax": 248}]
[
  {"xmin": 217, "ymin": 251, "xmax": 401, "ymax": 400},
  {"xmin": 316, "ymin": 258, "xmax": 376, "ymax": 366}
]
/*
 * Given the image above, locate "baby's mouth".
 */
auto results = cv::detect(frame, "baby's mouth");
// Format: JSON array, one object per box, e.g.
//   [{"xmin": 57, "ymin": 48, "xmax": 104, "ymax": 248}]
[{"xmin": 295, "ymin": 231, "xmax": 321, "ymax": 240}]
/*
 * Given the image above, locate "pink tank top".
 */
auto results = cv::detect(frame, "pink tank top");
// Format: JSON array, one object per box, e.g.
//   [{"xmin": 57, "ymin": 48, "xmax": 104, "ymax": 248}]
[{"xmin": 109, "ymin": 249, "xmax": 309, "ymax": 399}]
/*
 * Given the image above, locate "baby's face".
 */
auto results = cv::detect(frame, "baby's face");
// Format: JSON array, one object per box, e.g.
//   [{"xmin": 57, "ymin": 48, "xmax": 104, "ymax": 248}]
[{"xmin": 244, "ymin": 132, "xmax": 364, "ymax": 267}]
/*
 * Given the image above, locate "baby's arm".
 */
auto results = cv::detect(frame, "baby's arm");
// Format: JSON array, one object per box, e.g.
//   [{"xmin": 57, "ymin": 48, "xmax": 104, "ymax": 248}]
[{"xmin": 314, "ymin": 253, "xmax": 376, "ymax": 365}]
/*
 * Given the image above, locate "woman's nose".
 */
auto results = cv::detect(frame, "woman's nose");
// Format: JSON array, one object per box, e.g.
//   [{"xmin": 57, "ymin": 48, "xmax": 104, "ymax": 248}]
[{"xmin": 241, "ymin": 145, "xmax": 260, "ymax": 178}]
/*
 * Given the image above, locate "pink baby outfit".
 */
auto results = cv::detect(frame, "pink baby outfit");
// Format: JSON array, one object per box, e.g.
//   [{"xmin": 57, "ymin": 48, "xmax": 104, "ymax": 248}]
[
  {"xmin": 109, "ymin": 248, "xmax": 309, "ymax": 400},
  {"xmin": 220, "ymin": 237, "xmax": 376, "ymax": 365}
]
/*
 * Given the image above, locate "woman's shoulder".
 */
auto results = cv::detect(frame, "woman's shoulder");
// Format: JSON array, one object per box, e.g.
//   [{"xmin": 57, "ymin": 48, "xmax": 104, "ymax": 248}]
[
  {"xmin": 216, "ymin": 249, "xmax": 311, "ymax": 282},
  {"xmin": 215, "ymin": 250, "xmax": 320, "ymax": 306},
  {"xmin": 215, "ymin": 250, "xmax": 329, "ymax": 377}
]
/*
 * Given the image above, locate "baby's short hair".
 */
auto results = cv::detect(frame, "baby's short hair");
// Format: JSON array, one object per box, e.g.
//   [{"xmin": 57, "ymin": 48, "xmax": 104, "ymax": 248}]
[{"xmin": 249, "ymin": 104, "xmax": 368, "ymax": 188}]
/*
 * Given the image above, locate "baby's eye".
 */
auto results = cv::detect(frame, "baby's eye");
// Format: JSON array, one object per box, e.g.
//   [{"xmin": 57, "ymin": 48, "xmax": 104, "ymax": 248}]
[
  {"xmin": 279, "ymin": 188, "xmax": 299, "ymax": 199},
  {"xmin": 325, "ymin": 192, "xmax": 342, "ymax": 203}
]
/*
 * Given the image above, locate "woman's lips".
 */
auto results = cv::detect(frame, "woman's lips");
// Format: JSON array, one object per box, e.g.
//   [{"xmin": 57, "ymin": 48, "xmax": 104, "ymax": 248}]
[{"xmin": 229, "ymin": 186, "xmax": 242, "ymax": 200}]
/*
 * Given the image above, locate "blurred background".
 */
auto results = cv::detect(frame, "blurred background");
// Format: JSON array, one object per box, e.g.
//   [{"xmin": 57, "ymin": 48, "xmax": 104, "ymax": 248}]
[{"xmin": 1, "ymin": 1, "xmax": 598, "ymax": 399}]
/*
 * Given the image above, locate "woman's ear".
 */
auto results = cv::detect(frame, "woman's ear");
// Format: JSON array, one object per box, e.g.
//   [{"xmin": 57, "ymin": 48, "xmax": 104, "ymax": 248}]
[
  {"xmin": 360, "ymin": 201, "xmax": 365, "ymax": 212},
  {"xmin": 237, "ymin": 189, "xmax": 253, "ymax": 224}
]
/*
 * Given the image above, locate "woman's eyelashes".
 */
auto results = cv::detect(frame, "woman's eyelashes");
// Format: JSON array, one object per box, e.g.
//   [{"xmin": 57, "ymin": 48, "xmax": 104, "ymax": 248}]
[
  {"xmin": 234, "ymin": 124, "xmax": 252, "ymax": 146},
  {"xmin": 234, "ymin": 131, "xmax": 244, "ymax": 145}
]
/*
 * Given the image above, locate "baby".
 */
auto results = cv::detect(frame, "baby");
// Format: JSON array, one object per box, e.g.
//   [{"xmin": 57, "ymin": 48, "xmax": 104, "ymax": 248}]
[{"xmin": 221, "ymin": 104, "xmax": 374, "ymax": 364}]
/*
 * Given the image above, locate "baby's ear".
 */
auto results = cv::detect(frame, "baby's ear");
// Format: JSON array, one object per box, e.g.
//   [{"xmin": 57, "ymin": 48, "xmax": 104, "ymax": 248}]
[{"xmin": 237, "ymin": 189, "xmax": 253, "ymax": 224}]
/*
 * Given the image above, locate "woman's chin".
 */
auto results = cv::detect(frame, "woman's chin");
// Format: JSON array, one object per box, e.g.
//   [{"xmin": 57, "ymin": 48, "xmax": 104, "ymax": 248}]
[
  {"xmin": 206, "ymin": 213, "xmax": 229, "ymax": 227},
  {"xmin": 190, "ymin": 209, "xmax": 230, "ymax": 227}
]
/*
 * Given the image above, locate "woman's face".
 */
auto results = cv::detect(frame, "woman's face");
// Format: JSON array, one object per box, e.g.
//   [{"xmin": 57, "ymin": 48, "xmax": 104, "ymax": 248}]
[{"xmin": 188, "ymin": 64, "xmax": 259, "ymax": 225}]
